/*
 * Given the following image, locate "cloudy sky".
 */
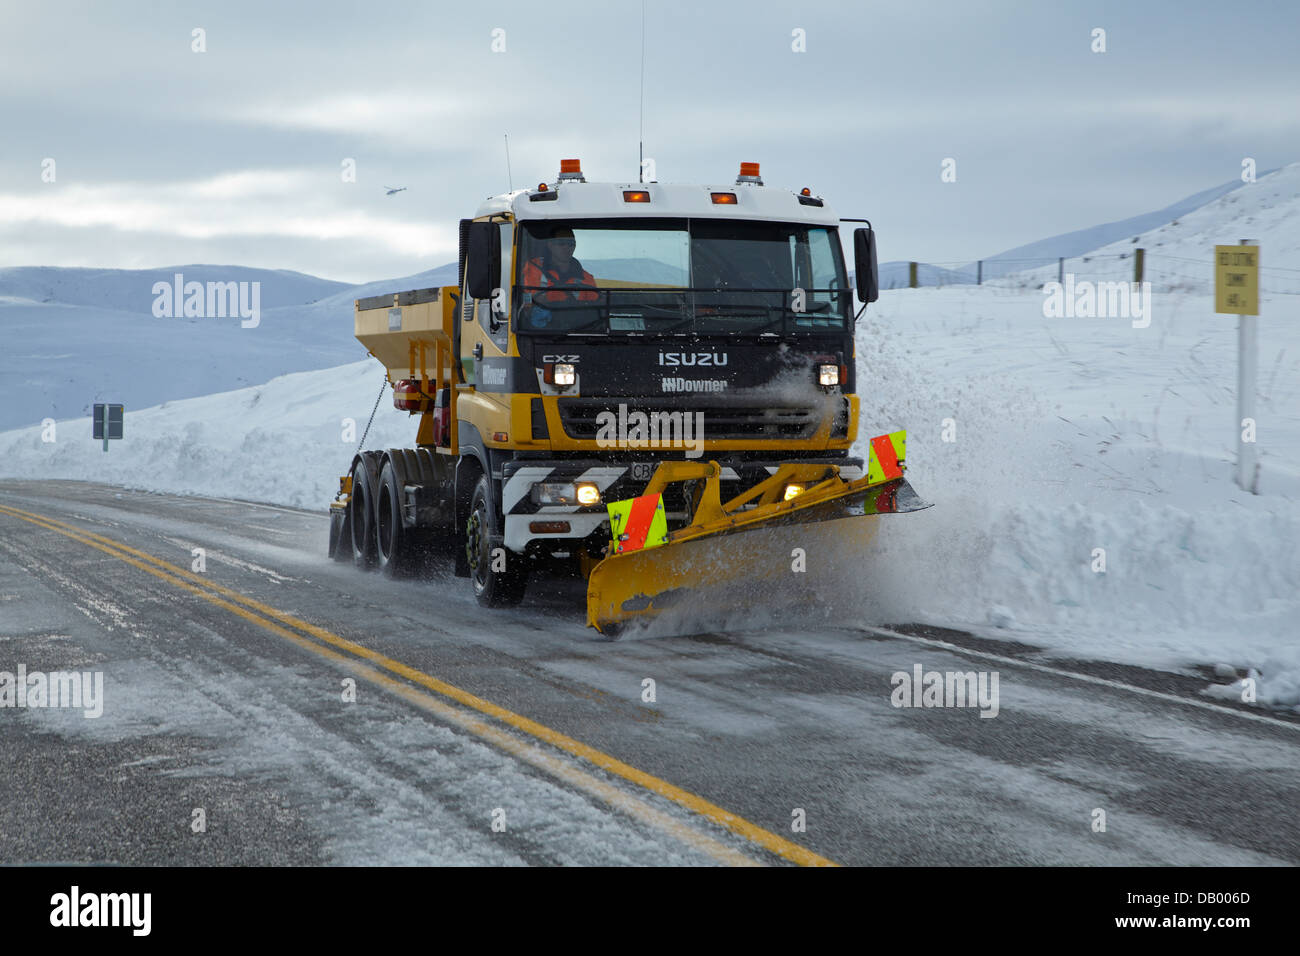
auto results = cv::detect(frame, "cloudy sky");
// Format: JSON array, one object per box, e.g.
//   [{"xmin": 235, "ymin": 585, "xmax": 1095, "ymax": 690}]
[{"xmin": 3, "ymin": 0, "xmax": 1297, "ymax": 283}]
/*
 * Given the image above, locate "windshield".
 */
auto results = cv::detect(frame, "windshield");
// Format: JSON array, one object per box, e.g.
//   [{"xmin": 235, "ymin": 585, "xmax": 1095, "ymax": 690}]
[{"xmin": 514, "ymin": 217, "xmax": 848, "ymax": 335}]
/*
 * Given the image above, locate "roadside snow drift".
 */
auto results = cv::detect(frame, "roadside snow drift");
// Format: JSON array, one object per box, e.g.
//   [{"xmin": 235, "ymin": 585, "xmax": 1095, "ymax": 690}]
[{"xmin": 0, "ymin": 361, "xmax": 413, "ymax": 508}]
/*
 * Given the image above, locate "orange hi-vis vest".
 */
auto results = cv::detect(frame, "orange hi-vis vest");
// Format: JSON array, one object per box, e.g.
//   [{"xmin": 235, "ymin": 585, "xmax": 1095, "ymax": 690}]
[{"xmin": 523, "ymin": 256, "xmax": 598, "ymax": 302}]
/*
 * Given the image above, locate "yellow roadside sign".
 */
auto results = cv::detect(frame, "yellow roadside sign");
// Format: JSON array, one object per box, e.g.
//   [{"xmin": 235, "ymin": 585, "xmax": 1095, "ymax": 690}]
[{"xmin": 1215, "ymin": 245, "xmax": 1259, "ymax": 315}]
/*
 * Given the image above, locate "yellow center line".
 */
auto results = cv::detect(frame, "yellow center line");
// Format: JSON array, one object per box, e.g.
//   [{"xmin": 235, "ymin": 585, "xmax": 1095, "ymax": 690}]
[{"xmin": 0, "ymin": 501, "xmax": 839, "ymax": 867}]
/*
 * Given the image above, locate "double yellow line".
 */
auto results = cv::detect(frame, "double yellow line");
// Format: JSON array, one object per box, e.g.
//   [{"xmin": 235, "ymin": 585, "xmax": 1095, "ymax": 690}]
[{"xmin": 0, "ymin": 501, "xmax": 838, "ymax": 867}]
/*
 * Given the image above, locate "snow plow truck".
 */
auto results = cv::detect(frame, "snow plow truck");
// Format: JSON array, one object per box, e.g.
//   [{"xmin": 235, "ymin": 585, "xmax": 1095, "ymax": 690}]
[{"xmin": 328, "ymin": 159, "xmax": 929, "ymax": 633}]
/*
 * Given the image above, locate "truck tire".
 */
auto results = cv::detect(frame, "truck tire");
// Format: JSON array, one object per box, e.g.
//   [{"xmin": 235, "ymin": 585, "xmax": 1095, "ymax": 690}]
[
  {"xmin": 466, "ymin": 474, "xmax": 527, "ymax": 607},
  {"xmin": 349, "ymin": 459, "xmax": 377, "ymax": 569},
  {"xmin": 375, "ymin": 459, "xmax": 414, "ymax": 577}
]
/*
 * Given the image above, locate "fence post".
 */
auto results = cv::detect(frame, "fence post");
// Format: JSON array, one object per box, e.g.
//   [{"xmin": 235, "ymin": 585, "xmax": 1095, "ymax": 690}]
[
  {"xmin": 977, "ymin": 260, "xmax": 982, "ymax": 285},
  {"xmin": 909, "ymin": 261, "xmax": 918, "ymax": 289},
  {"xmin": 1058, "ymin": 257, "xmax": 1064, "ymax": 284},
  {"xmin": 1135, "ymin": 248, "xmax": 1145, "ymax": 284}
]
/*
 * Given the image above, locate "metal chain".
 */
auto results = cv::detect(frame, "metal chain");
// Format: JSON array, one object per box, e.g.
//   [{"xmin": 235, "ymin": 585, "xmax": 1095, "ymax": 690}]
[{"xmin": 355, "ymin": 377, "xmax": 388, "ymax": 456}]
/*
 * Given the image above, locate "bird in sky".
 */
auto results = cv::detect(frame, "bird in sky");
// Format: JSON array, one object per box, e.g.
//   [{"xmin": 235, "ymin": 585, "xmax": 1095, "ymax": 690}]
[{"xmin": 384, "ymin": 186, "xmax": 407, "ymax": 196}]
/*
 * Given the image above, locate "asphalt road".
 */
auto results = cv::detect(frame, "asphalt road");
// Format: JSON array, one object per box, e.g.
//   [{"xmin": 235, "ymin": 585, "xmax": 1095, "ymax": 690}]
[{"xmin": 1, "ymin": 479, "xmax": 1296, "ymax": 866}]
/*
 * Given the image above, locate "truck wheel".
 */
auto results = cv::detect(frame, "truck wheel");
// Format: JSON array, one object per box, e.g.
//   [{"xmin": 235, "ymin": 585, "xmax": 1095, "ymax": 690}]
[
  {"xmin": 375, "ymin": 460, "xmax": 413, "ymax": 577},
  {"xmin": 349, "ymin": 460, "xmax": 377, "ymax": 569},
  {"xmin": 466, "ymin": 475, "xmax": 526, "ymax": 607}
]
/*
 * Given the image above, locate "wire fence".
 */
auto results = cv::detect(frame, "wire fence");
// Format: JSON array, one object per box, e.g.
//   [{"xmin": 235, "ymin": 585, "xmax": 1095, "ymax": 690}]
[{"xmin": 885, "ymin": 251, "xmax": 1300, "ymax": 296}]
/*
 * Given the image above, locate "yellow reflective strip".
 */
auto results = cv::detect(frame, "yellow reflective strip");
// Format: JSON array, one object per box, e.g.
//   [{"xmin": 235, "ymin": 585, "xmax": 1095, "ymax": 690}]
[
  {"xmin": 643, "ymin": 496, "xmax": 668, "ymax": 551},
  {"xmin": 891, "ymin": 428, "xmax": 906, "ymax": 466},
  {"xmin": 607, "ymin": 498, "xmax": 633, "ymax": 550}
]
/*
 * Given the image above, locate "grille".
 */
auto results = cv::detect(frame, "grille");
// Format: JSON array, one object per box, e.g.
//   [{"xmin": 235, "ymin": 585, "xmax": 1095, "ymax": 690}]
[{"xmin": 557, "ymin": 398, "xmax": 820, "ymax": 441}]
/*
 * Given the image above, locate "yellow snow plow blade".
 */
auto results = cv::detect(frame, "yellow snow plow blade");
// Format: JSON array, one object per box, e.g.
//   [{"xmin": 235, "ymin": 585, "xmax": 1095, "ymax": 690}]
[{"xmin": 585, "ymin": 432, "xmax": 929, "ymax": 634}]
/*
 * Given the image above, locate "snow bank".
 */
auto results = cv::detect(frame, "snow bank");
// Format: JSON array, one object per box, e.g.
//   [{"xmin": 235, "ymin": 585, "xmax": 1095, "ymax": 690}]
[
  {"xmin": 0, "ymin": 361, "xmax": 413, "ymax": 509},
  {"xmin": 832, "ymin": 164, "xmax": 1300, "ymax": 711},
  {"xmin": 851, "ymin": 283, "xmax": 1300, "ymax": 711}
]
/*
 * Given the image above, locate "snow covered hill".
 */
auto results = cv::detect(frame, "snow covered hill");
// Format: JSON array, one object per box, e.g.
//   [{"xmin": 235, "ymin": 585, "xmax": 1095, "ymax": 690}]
[
  {"xmin": 965, "ymin": 172, "xmax": 1262, "ymax": 280},
  {"xmin": 1077, "ymin": 163, "xmax": 1300, "ymax": 292},
  {"xmin": 847, "ymin": 165, "xmax": 1300, "ymax": 708},
  {"xmin": 0, "ymin": 262, "xmax": 458, "ymax": 431},
  {"xmin": 0, "ymin": 265, "xmax": 349, "ymax": 313},
  {"xmin": 860, "ymin": 171, "xmax": 1261, "ymax": 289},
  {"xmin": 984, "ymin": 163, "xmax": 1300, "ymax": 295}
]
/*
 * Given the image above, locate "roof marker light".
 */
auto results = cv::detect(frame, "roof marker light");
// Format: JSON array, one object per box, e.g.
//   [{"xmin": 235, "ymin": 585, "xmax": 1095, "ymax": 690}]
[
  {"xmin": 622, "ymin": 190, "xmax": 651, "ymax": 203},
  {"xmin": 557, "ymin": 159, "xmax": 585, "ymax": 182},
  {"xmin": 711, "ymin": 191, "xmax": 738, "ymax": 204}
]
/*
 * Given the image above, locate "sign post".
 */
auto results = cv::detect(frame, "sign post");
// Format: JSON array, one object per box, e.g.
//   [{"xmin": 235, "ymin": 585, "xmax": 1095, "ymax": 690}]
[
  {"xmin": 92, "ymin": 403, "xmax": 124, "ymax": 452},
  {"xmin": 1215, "ymin": 242, "xmax": 1260, "ymax": 494}
]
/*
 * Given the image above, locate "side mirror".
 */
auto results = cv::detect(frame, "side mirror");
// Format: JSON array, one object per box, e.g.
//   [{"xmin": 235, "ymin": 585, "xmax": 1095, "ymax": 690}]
[
  {"xmin": 854, "ymin": 227, "xmax": 879, "ymax": 304},
  {"xmin": 466, "ymin": 221, "xmax": 501, "ymax": 301}
]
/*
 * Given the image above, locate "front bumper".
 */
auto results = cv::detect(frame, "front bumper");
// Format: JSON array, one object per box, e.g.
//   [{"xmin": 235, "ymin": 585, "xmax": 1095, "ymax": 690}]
[{"xmin": 500, "ymin": 456, "xmax": 864, "ymax": 553}]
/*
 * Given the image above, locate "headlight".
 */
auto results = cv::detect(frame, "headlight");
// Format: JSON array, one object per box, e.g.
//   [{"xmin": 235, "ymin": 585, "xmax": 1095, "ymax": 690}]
[
  {"xmin": 818, "ymin": 363, "xmax": 839, "ymax": 386},
  {"xmin": 554, "ymin": 363, "xmax": 576, "ymax": 386},
  {"xmin": 531, "ymin": 482, "xmax": 577, "ymax": 505},
  {"xmin": 783, "ymin": 483, "xmax": 805, "ymax": 501},
  {"xmin": 575, "ymin": 482, "xmax": 601, "ymax": 506}
]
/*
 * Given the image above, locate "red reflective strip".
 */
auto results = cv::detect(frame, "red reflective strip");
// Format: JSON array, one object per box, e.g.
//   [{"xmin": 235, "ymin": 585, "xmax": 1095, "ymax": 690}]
[
  {"xmin": 876, "ymin": 484, "xmax": 898, "ymax": 513},
  {"xmin": 619, "ymin": 493, "xmax": 660, "ymax": 552},
  {"xmin": 871, "ymin": 434, "xmax": 902, "ymax": 479}
]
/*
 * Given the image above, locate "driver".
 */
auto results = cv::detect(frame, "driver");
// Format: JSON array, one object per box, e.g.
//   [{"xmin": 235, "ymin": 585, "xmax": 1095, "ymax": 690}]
[{"xmin": 522, "ymin": 227, "xmax": 598, "ymax": 327}]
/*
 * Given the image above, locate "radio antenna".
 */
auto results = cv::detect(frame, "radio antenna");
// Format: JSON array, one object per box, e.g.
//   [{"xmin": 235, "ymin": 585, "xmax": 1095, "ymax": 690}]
[
  {"xmin": 638, "ymin": 0, "xmax": 646, "ymax": 183},
  {"xmin": 504, "ymin": 133, "xmax": 513, "ymax": 192}
]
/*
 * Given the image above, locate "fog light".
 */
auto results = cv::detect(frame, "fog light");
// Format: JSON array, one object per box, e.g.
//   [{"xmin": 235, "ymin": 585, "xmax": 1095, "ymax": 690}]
[
  {"xmin": 554, "ymin": 363, "xmax": 576, "ymax": 386},
  {"xmin": 818, "ymin": 363, "xmax": 839, "ymax": 386},
  {"xmin": 784, "ymin": 483, "xmax": 805, "ymax": 501},
  {"xmin": 575, "ymin": 482, "xmax": 601, "ymax": 506}
]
